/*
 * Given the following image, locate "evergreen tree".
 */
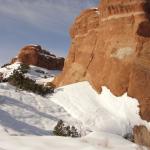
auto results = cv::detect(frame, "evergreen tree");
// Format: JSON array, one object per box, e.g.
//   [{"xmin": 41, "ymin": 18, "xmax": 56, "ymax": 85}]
[
  {"xmin": 53, "ymin": 120, "xmax": 80, "ymax": 138},
  {"xmin": 18, "ymin": 63, "xmax": 30, "ymax": 74},
  {"xmin": 70, "ymin": 126, "xmax": 81, "ymax": 137},
  {"xmin": 53, "ymin": 120, "xmax": 65, "ymax": 136},
  {"xmin": 8, "ymin": 69, "xmax": 54, "ymax": 96}
]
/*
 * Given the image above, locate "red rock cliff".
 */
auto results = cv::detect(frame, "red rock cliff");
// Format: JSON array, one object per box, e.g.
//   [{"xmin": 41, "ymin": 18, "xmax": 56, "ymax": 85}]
[
  {"xmin": 54, "ymin": 0, "xmax": 150, "ymax": 121},
  {"xmin": 11, "ymin": 45, "xmax": 64, "ymax": 70}
]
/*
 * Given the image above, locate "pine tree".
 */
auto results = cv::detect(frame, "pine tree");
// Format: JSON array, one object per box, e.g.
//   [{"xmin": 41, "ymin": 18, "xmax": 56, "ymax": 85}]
[
  {"xmin": 53, "ymin": 120, "xmax": 65, "ymax": 136},
  {"xmin": 70, "ymin": 126, "xmax": 81, "ymax": 137},
  {"xmin": 53, "ymin": 120, "xmax": 80, "ymax": 137},
  {"xmin": 18, "ymin": 63, "xmax": 30, "ymax": 74}
]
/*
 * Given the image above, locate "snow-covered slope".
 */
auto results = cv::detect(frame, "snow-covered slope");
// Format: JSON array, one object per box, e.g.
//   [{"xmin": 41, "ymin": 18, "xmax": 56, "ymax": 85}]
[
  {"xmin": 0, "ymin": 63, "xmax": 60, "ymax": 85},
  {"xmin": 0, "ymin": 63, "xmax": 148, "ymax": 149},
  {"xmin": 52, "ymin": 82, "xmax": 147, "ymax": 136},
  {"xmin": 0, "ymin": 63, "xmax": 83, "ymax": 136},
  {"xmin": 26, "ymin": 65, "xmax": 60, "ymax": 85},
  {"xmin": 0, "ymin": 83, "xmax": 81, "ymax": 136}
]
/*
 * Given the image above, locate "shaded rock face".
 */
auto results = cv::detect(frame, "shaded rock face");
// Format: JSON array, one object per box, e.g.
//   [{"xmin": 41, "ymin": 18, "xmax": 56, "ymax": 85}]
[
  {"xmin": 133, "ymin": 125, "xmax": 150, "ymax": 147},
  {"xmin": 12, "ymin": 45, "xmax": 64, "ymax": 70},
  {"xmin": 54, "ymin": 0, "xmax": 150, "ymax": 121}
]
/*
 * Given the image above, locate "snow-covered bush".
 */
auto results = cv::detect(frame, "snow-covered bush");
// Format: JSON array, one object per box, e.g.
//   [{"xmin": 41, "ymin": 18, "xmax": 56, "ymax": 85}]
[
  {"xmin": 8, "ymin": 70, "xmax": 54, "ymax": 96},
  {"xmin": 53, "ymin": 120, "xmax": 81, "ymax": 138}
]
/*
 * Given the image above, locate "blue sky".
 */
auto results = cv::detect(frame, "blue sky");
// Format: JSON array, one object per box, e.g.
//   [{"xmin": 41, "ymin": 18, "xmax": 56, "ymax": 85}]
[{"xmin": 0, "ymin": 0, "xmax": 99, "ymax": 65}]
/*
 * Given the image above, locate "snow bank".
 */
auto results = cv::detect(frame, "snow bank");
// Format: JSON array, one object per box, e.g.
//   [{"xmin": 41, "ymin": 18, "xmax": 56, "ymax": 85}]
[
  {"xmin": 52, "ymin": 81, "xmax": 144, "ymax": 136},
  {"xmin": 0, "ymin": 131, "xmax": 140, "ymax": 150}
]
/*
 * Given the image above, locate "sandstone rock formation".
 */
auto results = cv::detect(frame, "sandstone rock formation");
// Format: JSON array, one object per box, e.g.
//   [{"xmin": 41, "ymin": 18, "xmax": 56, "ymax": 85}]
[
  {"xmin": 133, "ymin": 125, "xmax": 150, "ymax": 147},
  {"xmin": 12, "ymin": 45, "xmax": 64, "ymax": 70},
  {"xmin": 54, "ymin": 0, "xmax": 150, "ymax": 121}
]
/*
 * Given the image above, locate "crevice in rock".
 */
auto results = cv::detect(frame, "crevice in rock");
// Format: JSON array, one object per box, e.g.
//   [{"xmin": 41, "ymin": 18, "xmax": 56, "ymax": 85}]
[{"xmin": 83, "ymin": 38, "xmax": 97, "ymax": 77}]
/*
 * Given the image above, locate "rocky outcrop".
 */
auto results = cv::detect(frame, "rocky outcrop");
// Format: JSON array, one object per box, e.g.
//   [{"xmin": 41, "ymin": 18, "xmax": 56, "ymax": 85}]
[
  {"xmin": 133, "ymin": 125, "xmax": 150, "ymax": 147},
  {"xmin": 54, "ymin": 0, "xmax": 150, "ymax": 121},
  {"xmin": 11, "ymin": 45, "xmax": 64, "ymax": 70}
]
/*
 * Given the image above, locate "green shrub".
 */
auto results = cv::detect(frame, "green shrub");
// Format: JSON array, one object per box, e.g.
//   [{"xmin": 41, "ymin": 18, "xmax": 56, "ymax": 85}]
[
  {"xmin": 53, "ymin": 120, "xmax": 81, "ymax": 138},
  {"xmin": 8, "ymin": 70, "xmax": 54, "ymax": 96},
  {"xmin": 18, "ymin": 63, "xmax": 30, "ymax": 74},
  {"xmin": 1, "ymin": 63, "xmax": 11, "ymax": 68}
]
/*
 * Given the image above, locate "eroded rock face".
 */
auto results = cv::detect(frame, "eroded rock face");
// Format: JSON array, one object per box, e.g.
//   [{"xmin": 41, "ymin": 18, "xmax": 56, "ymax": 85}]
[
  {"xmin": 54, "ymin": 0, "xmax": 150, "ymax": 121},
  {"xmin": 12, "ymin": 45, "xmax": 64, "ymax": 70},
  {"xmin": 133, "ymin": 125, "xmax": 150, "ymax": 147}
]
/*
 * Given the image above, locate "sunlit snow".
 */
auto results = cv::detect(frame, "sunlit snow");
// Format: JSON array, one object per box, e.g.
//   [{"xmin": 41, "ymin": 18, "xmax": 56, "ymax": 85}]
[{"xmin": 0, "ymin": 63, "xmax": 148, "ymax": 150}]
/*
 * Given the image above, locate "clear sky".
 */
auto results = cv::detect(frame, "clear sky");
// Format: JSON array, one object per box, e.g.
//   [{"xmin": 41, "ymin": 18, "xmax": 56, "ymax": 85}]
[{"xmin": 0, "ymin": 0, "xmax": 99, "ymax": 65}]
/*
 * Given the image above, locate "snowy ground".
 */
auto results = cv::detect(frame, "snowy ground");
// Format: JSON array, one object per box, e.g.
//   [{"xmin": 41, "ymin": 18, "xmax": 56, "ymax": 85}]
[
  {"xmin": 0, "ymin": 63, "xmax": 149, "ymax": 149},
  {"xmin": 0, "ymin": 83, "xmax": 82, "ymax": 136},
  {"xmin": 0, "ymin": 132, "xmax": 143, "ymax": 150},
  {"xmin": 26, "ymin": 65, "xmax": 60, "ymax": 85}
]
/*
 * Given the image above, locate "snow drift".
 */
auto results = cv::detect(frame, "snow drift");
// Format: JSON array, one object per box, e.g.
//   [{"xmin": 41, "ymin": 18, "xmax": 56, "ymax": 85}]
[{"xmin": 52, "ymin": 81, "xmax": 144, "ymax": 136}]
